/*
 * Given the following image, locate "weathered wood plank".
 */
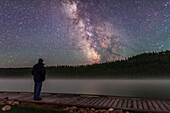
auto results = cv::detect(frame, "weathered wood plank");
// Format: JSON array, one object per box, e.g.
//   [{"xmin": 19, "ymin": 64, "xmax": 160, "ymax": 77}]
[
  {"xmin": 122, "ymin": 99, "xmax": 127, "ymax": 108},
  {"xmin": 67, "ymin": 97, "xmax": 82, "ymax": 104},
  {"xmin": 127, "ymin": 99, "xmax": 132, "ymax": 108},
  {"xmin": 93, "ymin": 98, "xmax": 106, "ymax": 106},
  {"xmin": 167, "ymin": 101, "xmax": 170, "ymax": 106},
  {"xmin": 60, "ymin": 96, "xmax": 78, "ymax": 104},
  {"xmin": 15, "ymin": 94, "xmax": 32, "ymax": 100},
  {"xmin": 83, "ymin": 97, "xmax": 97, "ymax": 105},
  {"xmin": 147, "ymin": 100, "xmax": 155, "ymax": 111},
  {"xmin": 156, "ymin": 100, "xmax": 168, "ymax": 112},
  {"xmin": 75, "ymin": 97, "xmax": 88, "ymax": 105},
  {"xmin": 71, "ymin": 97, "xmax": 84, "ymax": 105},
  {"xmin": 0, "ymin": 93, "xmax": 17, "ymax": 98},
  {"xmin": 137, "ymin": 100, "xmax": 143, "ymax": 109},
  {"xmin": 0, "ymin": 92, "xmax": 170, "ymax": 113},
  {"xmin": 151, "ymin": 100, "xmax": 161, "ymax": 111},
  {"xmin": 132, "ymin": 100, "xmax": 137, "ymax": 109},
  {"xmin": 0, "ymin": 93, "xmax": 21, "ymax": 99},
  {"xmin": 79, "ymin": 97, "xmax": 92, "ymax": 105},
  {"xmin": 161, "ymin": 101, "xmax": 170, "ymax": 111},
  {"xmin": 142, "ymin": 100, "xmax": 149, "ymax": 110},
  {"xmin": 112, "ymin": 98, "xmax": 119, "ymax": 107},
  {"xmin": 103, "ymin": 98, "xmax": 112, "ymax": 107},
  {"xmin": 42, "ymin": 95, "xmax": 61, "ymax": 103},
  {"xmin": 107, "ymin": 98, "xmax": 115, "ymax": 107},
  {"xmin": 98, "ymin": 98, "xmax": 108, "ymax": 107},
  {"xmin": 89, "ymin": 97, "xmax": 101, "ymax": 106},
  {"xmin": 78, "ymin": 97, "xmax": 91, "ymax": 105},
  {"xmin": 19, "ymin": 95, "xmax": 34, "ymax": 101},
  {"xmin": 40, "ymin": 93, "xmax": 53, "ymax": 97},
  {"xmin": 117, "ymin": 99, "xmax": 123, "ymax": 108}
]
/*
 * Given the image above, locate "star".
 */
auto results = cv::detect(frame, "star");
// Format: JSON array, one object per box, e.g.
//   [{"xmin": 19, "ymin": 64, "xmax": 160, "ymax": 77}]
[{"xmin": 0, "ymin": 0, "xmax": 169, "ymax": 68}]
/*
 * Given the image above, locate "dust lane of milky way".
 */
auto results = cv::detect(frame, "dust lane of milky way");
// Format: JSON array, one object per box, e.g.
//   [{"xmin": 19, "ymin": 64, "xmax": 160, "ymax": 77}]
[{"xmin": 0, "ymin": 0, "xmax": 169, "ymax": 68}]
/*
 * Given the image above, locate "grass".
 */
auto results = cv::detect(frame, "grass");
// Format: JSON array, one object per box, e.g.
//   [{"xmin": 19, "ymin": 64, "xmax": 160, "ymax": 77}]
[{"xmin": 0, "ymin": 105, "xmax": 67, "ymax": 113}]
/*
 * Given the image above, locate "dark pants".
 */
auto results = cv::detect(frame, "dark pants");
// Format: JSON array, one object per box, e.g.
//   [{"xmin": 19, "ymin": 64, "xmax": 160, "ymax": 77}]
[{"xmin": 34, "ymin": 82, "xmax": 42, "ymax": 100}]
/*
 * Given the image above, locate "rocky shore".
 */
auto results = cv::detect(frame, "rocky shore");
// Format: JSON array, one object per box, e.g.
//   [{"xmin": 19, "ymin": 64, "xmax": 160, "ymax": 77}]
[
  {"xmin": 63, "ymin": 106, "xmax": 132, "ymax": 113},
  {"xmin": 0, "ymin": 97, "xmax": 19, "ymax": 111},
  {"xmin": 0, "ymin": 97, "xmax": 133, "ymax": 113}
]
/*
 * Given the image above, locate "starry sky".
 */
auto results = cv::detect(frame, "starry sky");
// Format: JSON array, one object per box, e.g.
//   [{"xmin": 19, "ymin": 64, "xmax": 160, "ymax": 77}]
[{"xmin": 0, "ymin": 0, "xmax": 170, "ymax": 68}]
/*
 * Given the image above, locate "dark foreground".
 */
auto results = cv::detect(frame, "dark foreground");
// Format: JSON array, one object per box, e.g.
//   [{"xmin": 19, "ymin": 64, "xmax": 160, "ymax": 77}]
[
  {"xmin": 0, "ymin": 92, "xmax": 170, "ymax": 113},
  {"xmin": 0, "ymin": 105, "xmax": 67, "ymax": 113}
]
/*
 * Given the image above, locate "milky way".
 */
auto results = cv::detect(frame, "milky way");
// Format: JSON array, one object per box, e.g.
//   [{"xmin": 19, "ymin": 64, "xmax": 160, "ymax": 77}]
[{"xmin": 0, "ymin": 0, "xmax": 169, "ymax": 68}]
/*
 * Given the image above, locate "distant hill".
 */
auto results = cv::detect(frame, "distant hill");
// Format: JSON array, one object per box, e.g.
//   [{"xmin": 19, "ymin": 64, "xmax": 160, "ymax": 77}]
[{"xmin": 0, "ymin": 50, "xmax": 170, "ymax": 79}]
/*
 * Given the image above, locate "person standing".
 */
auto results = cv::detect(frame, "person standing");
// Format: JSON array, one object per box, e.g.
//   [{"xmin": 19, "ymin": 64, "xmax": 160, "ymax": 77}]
[{"xmin": 32, "ymin": 58, "xmax": 46, "ymax": 100}]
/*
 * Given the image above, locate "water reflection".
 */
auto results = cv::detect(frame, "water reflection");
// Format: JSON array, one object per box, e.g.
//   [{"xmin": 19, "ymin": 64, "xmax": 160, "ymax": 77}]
[{"xmin": 0, "ymin": 79, "xmax": 170, "ymax": 98}]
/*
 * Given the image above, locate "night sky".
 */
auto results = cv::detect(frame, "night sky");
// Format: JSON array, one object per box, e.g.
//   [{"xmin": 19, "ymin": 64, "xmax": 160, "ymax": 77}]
[{"xmin": 0, "ymin": 0, "xmax": 170, "ymax": 68}]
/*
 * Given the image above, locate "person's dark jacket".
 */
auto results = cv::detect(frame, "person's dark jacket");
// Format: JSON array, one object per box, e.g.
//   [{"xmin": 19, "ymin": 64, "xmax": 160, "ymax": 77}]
[{"xmin": 32, "ymin": 63, "xmax": 46, "ymax": 82}]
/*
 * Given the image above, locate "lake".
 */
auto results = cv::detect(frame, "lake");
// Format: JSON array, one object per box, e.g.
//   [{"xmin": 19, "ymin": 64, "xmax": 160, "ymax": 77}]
[{"xmin": 0, "ymin": 79, "xmax": 170, "ymax": 98}]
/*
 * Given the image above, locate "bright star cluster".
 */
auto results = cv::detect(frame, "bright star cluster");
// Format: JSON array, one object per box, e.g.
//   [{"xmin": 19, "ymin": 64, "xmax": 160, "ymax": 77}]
[{"xmin": 0, "ymin": 0, "xmax": 169, "ymax": 68}]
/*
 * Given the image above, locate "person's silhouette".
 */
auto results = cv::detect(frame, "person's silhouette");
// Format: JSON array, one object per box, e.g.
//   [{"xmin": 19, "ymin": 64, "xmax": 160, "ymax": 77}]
[{"xmin": 32, "ymin": 58, "xmax": 46, "ymax": 100}]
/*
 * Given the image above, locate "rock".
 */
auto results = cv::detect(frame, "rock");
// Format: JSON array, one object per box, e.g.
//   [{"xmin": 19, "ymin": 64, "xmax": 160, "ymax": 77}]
[
  {"xmin": 63, "ymin": 107, "xmax": 70, "ymax": 111},
  {"xmin": 95, "ymin": 110, "xmax": 99, "ymax": 113},
  {"xmin": 79, "ymin": 108, "xmax": 86, "ymax": 113},
  {"xmin": 4, "ymin": 97, "xmax": 8, "ymax": 100},
  {"xmin": 69, "ymin": 110, "xmax": 74, "ymax": 113},
  {"xmin": 0, "ymin": 102, "xmax": 5, "ymax": 105},
  {"xmin": 108, "ymin": 108, "xmax": 114, "ymax": 112},
  {"xmin": 91, "ymin": 108, "xmax": 95, "ymax": 111},
  {"xmin": 85, "ymin": 108, "xmax": 90, "ymax": 112},
  {"xmin": 2, "ymin": 105, "xmax": 12, "ymax": 111},
  {"xmin": 79, "ymin": 108, "xmax": 85, "ymax": 110},
  {"xmin": 86, "ymin": 108, "xmax": 89, "ymax": 110},
  {"xmin": 12, "ymin": 101, "xmax": 19, "ymax": 105},
  {"xmin": 7, "ymin": 100, "xmax": 13, "ymax": 105},
  {"xmin": 115, "ymin": 110, "xmax": 123, "ymax": 113},
  {"xmin": 98, "ymin": 109, "xmax": 107, "ymax": 113},
  {"xmin": 70, "ymin": 106, "xmax": 78, "ymax": 111}
]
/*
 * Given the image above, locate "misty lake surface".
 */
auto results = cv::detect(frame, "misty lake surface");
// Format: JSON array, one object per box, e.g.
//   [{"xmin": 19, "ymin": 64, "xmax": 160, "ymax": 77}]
[{"xmin": 0, "ymin": 79, "xmax": 170, "ymax": 98}]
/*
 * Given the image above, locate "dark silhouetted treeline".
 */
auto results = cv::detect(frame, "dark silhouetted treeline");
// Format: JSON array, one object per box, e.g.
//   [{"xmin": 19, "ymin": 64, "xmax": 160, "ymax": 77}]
[{"xmin": 0, "ymin": 50, "xmax": 170, "ymax": 79}]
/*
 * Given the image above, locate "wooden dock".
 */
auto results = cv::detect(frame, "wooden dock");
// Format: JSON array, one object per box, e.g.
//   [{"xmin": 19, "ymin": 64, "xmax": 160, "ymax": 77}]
[{"xmin": 0, "ymin": 92, "xmax": 170, "ymax": 113}]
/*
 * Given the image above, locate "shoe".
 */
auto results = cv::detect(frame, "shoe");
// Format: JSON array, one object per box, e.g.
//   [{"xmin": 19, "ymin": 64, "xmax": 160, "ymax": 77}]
[{"xmin": 34, "ymin": 98, "xmax": 42, "ymax": 101}]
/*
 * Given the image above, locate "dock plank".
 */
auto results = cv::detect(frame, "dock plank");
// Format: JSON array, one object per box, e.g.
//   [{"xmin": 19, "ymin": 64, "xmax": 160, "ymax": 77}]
[
  {"xmin": 0, "ymin": 93, "xmax": 17, "ymax": 98},
  {"xmin": 147, "ymin": 100, "xmax": 155, "ymax": 111},
  {"xmin": 117, "ymin": 99, "xmax": 123, "ymax": 108},
  {"xmin": 103, "ymin": 98, "xmax": 112, "ymax": 107},
  {"xmin": 137, "ymin": 100, "xmax": 143, "ymax": 110},
  {"xmin": 112, "ymin": 98, "xmax": 119, "ymax": 108},
  {"xmin": 93, "ymin": 98, "xmax": 105, "ymax": 106},
  {"xmin": 122, "ymin": 99, "xmax": 127, "ymax": 108},
  {"xmin": 89, "ymin": 97, "xmax": 100, "ymax": 106},
  {"xmin": 151, "ymin": 100, "xmax": 161, "ymax": 111},
  {"xmin": 83, "ymin": 97, "xmax": 96, "ymax": 106},
  {"xmin": 0, "ymin": 92, "xmax": 170, "ymax": 113},
  {"xmin": 156, "ymin": 100, "xmax": 168, "ymax": 112},
  {"xmin": 132, "ymin": 100, "xmax": 137, "ymax": 109},
  {"xmin": 142, "ymin": 100, "xmax": 149, "ymax": 110},
  {"xmin": 98, "ymin": 98, "xmax": 108, "ymax": 107},
  {"xmin": 42, "ymin": 95, "xmax": 60, "ymax": 103},
  {"xmin": 67, "ymin": 97, "xmax": 81, "ymax": 104},
  {"xmin": 162, "ymin": 101, "xmax": 170, "ymax": 111},
  {"xmin": 127, "ymin": 99, "xmax": 132, "ymax": 108},
  {"xmin": 107, "ymin": 98, "xmax": 115, "ymax": 107},
  {"xmin": 75, "ymin": 97, "xmax": 88, "ymax": 105},
  {"xmin": 78, "ymin": 97, "xmax": 92, "ymax": 106}
]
